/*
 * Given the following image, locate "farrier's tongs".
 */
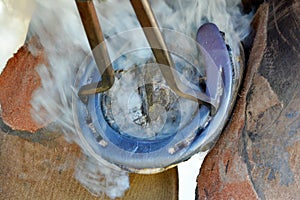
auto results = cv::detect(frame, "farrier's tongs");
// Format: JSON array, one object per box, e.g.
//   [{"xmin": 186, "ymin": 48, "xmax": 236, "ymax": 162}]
[{"xmin": 75, "ymin": 0, "xmax": 216, "ymax": 110}]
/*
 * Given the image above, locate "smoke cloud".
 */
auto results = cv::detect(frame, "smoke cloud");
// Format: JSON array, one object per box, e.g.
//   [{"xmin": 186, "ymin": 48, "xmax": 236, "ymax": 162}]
[{"xmin": 0, "ymin": 0, "xmax": 35, "ymax": 72}]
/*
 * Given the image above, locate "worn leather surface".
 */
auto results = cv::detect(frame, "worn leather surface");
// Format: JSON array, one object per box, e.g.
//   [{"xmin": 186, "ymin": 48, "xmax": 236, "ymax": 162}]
[
  {"xmin": 198, "ymin": 1, "xmax": 300, "ymax": 199},
  {"xmin": 244, "ymin": 0, "xmax": 300, "ymax": 199},
  {"xmin": 0, "ymin": 122, "xmax": 178, "ymax": 200}
]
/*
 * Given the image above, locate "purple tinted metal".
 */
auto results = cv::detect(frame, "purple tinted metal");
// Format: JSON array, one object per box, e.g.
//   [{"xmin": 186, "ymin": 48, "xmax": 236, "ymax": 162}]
[
  {"xmin": 183, "ymin": 23, "xmax": 234, "ymax": 158},
  {"xmin": 197, "ymin": 23, "xmax": 232, "ymax": 99}
]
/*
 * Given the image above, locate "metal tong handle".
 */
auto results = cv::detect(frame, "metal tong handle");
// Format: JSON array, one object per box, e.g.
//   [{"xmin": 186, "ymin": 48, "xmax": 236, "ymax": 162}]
[
  {"xmin": 130, "ymin": 0, "xmax": 214, "ymax": 108},
  {"xmin": 76, "ymin": 0, "xmax": 114, "ymax": 97}
]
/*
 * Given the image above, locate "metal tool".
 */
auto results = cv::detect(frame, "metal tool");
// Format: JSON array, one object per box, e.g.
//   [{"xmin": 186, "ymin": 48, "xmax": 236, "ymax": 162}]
[
  {"xmin": 76, "ymin": 0, "xmax": 217, "ymax": 110},
  {"xmin": 130, "ymin": 0, "xmax": 212, "ymax": 106},
  {"xmin": 75, "ymin": 0, "xmax": 114, "ymax": 98}
]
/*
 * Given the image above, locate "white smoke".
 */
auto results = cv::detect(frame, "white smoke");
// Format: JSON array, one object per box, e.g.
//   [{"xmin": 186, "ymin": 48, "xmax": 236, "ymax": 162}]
[
  {"xmin": 0, "ymin": 0, "xmax": 253, "ymax": 199},
  {"xmin": 0, "ymin": 0, "xmax": 35, "ymax": 72}
]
